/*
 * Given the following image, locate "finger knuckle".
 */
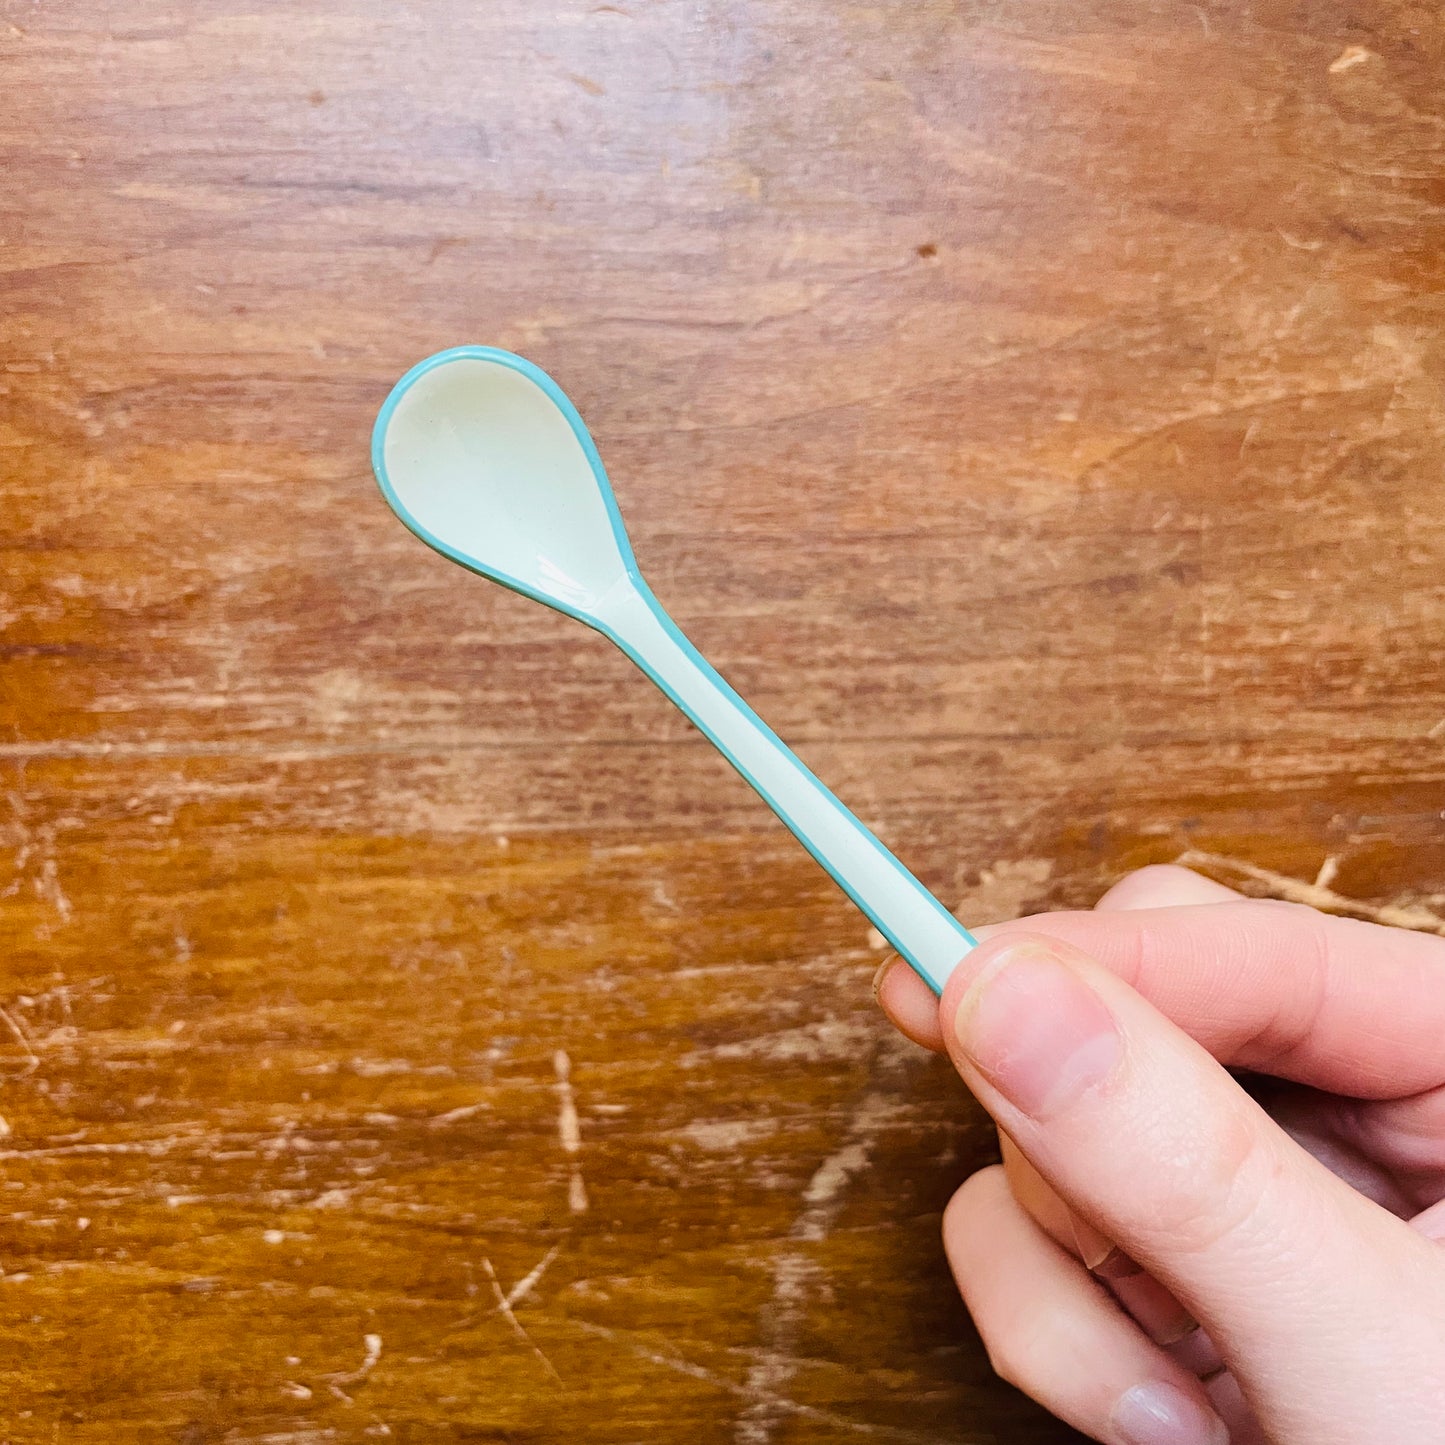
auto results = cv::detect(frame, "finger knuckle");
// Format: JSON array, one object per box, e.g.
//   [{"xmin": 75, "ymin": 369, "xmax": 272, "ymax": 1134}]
[
  {"xmin": 942, "ymin": 1166, "xmax": 1015, "ymax": 1269},
  {"xmin": 1132, "ymin": 863, "xmax": 1201, "ymax": 889},
  {"xmin": 1107, "ymin": 863, "xmax": 1201, "ymax": 903},
  {"xmin": 965, "ymin": 1284, "xmax": 1047, "ymax": 1390},
  {"xmin": 943, "ymin": 1164, "xmax": 1006, "ymax": 1238},
  {"xmin": 980, "ymin": 1329, "xmax": 1032, "ymax": 1392},
  {"xmin": 940, "ymin": 1169, "xmax": 1042, "ymax": 1390},
  {"xmin": 1126, "ymin": 1106, "xmax": 1274, "ymax": 1258}
]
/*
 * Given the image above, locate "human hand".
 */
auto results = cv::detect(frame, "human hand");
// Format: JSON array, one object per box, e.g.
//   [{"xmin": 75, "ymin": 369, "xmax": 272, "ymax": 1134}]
[{"xmin": 874, "ymin": 865, "xmax": 1445, "ymax": 1444}]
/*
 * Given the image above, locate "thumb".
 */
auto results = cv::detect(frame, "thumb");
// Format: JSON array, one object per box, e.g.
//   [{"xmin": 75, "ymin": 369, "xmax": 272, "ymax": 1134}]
[{"xmin": 940, "ymin": 932, "xmax": 1445, "ymax": 1436}]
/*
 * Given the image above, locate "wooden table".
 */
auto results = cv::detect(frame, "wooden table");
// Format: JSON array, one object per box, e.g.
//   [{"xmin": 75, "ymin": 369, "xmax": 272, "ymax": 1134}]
[{"xmin": 3, "ymin": 3, "xmax": 1443, "ymax": 1439}]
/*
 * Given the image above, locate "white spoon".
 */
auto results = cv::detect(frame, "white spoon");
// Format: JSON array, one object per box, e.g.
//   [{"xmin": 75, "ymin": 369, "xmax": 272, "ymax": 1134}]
[{"xmin": 371, "ymin": 347, "xmax": 976, "ymax": 993}]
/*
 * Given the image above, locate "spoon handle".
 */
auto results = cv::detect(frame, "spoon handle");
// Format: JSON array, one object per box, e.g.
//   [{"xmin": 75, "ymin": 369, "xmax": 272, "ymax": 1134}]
[{"xmin": 594, "ymin": 582, "xmax": 975, "ymax": 994}]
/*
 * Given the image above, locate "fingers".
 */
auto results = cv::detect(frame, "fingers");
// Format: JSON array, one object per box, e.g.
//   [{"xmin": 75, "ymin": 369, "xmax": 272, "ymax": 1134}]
[
  {"xmin": 943, "ymin": 1166, "xmax": 1229, "ymax": 1445},
  {"xmin": 1001, "ymin": 1136, "xmax": 1206, "ymax": 1353},
  {"xmin": 1261, "ymin": 1086, "xmax": 1416, "ymax": 1214},
  {"xmin": 875, "ymin": 864, "xmax": 1242, "ymax": 1056},
  {"xmin": 1292, "ymin": 1083, "xmax": 1445, "ymax": 1196},
  {"xmin": 940, "ymin": 931, "xmax": 1445, "ymax": 1434},
  {"xmin": 1000, "ymin": 1133, "xmax": 1120, "ymax": 1284},
  {"xmin": 972, "ymin": 900, "xmax": 1445, "ymax": 1097},
  {"xmin": 873, "ymin": 954, "xmax": 946, "ymax": 1051},
  {"xmin": 882, "ymin": 862, "xmax": 1445, "ymax": 1096},
  {"xmin": 1094, "ymin": 865, "xmax": 1241, "ymax": 912}
]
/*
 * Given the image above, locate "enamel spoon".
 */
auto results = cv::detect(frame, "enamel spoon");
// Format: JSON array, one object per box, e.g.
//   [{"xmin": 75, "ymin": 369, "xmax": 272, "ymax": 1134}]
[{"xmin": 371, "ymin": 346, "xmax": 976, "ymax": 994}]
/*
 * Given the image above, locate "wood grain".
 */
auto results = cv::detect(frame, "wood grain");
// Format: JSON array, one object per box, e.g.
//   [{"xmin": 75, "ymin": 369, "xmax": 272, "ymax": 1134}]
[{"xmin": 2, "ymin": 1, "xmax": 1443, "ymax": 1439}]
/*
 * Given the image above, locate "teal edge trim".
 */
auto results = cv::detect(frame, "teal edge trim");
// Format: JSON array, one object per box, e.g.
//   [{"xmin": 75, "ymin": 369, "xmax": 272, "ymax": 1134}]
[{"xmin": 371, "ymin": 346, "xmax": 976, "ymax": 995}]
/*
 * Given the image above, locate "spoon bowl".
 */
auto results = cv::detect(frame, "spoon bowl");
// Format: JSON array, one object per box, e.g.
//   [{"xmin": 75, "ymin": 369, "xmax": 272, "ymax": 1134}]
[{"xmin": 373, "ymin": 348, "xmax": 636, "ymax": 619}]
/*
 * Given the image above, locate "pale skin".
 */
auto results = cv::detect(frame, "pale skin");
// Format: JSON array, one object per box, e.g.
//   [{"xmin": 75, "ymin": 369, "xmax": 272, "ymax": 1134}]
[{"xmin": 873, "ymin": 865, "xmax": 1445, "ymax": 1445}]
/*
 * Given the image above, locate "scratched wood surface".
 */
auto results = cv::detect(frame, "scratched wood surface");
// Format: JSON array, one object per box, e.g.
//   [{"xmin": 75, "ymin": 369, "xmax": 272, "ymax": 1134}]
[{"xmin": 2, "ymin": 1, "xmax": 1444, "ymax": 1440}]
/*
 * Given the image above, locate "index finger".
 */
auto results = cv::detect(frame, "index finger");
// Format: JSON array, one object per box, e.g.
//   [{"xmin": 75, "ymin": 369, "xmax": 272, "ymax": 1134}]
[{"xmin": 985, "ymin": 900, "xmax": 1445, "ymax": 1098}]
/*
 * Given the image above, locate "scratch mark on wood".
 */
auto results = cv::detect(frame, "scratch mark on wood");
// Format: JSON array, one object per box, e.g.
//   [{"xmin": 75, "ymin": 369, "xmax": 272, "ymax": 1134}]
[
  {"xmin": 0, "ymin": 787, "xmax": 31, "ymax": 899},
  {"xmin": 37, "ymin": 852, "xmax": 72, "ymax": 923},
  {"xmin": 427, "ymin": 1101, "xmax": 488, "ymax": 1128},
  {"xmin": 0, "ymin": 1139, "xmax": 154, "ymax": 1161},
  {"xmin": 553, "ymin": 1049, "xmax": 588, "ymax": 1214},
  {"xmin": 952, "ymin": 859, "xmax": 1054, "ymax": 929},
  {"xmin": 323, "ymin": 1331, "xmax": 382, "ymax": 1404},
  {"xmin": 569, "ymin": 1317, "xmax": 946, "ymax": 1443},
  {"xmin": 735, "ymin": 1092, "xmax": 893, "ymax": 1443},
  {"xmin": 688, "ymin": 1019, "xmax": 876, "ymax": 1068},
  {"xmin": 0, "ymin": 1005, "xmax": 39, "ymax": 1077},
  {"xmin": 494, "ymin": 1241, "xmax": 564, "ymax": 1314},
  {"xmin": 1329, "ymin": 45, "xmax": 1374, "ymax": 73},
  {"xmin": 483, "ymin": 1256, "xmax": 561, "ymax": 1382},
  {"xmin": 1176, "ymin": 851, "xmax": 1445, "ymax": 935}
]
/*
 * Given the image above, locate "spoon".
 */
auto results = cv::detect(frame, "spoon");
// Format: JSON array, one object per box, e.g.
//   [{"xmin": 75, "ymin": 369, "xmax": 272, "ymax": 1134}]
[{"xmin": 371, "ymin": 346, "xmax": 976, "ymax": 994}]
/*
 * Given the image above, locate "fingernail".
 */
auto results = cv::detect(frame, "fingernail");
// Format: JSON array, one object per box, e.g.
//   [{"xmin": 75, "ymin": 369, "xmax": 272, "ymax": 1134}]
[
  {"xmin": 1112, "ymin": 1381, "xmax": 1229, "ymax": 1445},
  {"xmin": 871, "ymin": 956, "xmax": 897, "ymax": 1004},
  {"xmin": 952, "ymin": 942, "xmax": 1122, "ymax": 1120},
  {"xmin": 1154, "ymin": 1311, "xmax": 1201, "ymax": 1348},
  {"xmin": 1068, "ymin": 1210, "xmax": 1139, "ymax": 1276},
  {"xmin": 1090, "ymin": 1245, "xmax": 1146, "ymax": 1281},
  {"xmin": 1411, "ymin": 1196, "xmax": 1445, "ymax": 1243}
]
